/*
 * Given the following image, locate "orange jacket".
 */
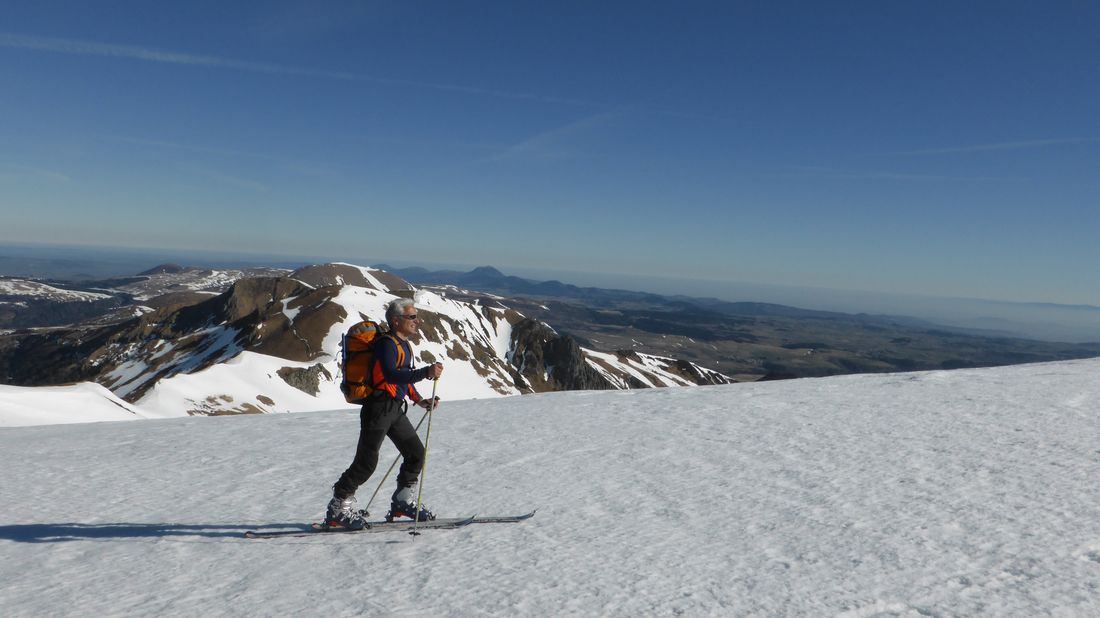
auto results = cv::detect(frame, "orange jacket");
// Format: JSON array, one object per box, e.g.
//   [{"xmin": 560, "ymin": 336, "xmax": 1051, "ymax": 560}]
[{"xmin": 371, "ymin": 335, "xmax": 427, "ymax": 402}]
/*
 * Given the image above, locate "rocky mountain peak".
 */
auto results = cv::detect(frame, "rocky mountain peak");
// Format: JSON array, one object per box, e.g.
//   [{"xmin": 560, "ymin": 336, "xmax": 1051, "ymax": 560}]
[
  {"xmin": 290, "ymin": 263, "xmax": 412, "ymax": 293},
  {"xmin": 508, "ymin": 318, "xmax": 614, "ymax": 391},
  {"xmin": 220, "ymin": 277, "xmax": 312, "ymax": 324},
  {"xmin": 152, "ymin": 277, "xmax": 310, "ymax": 335},
  {"xmin": 468, "ymin": 266, "xmax": 505, "ymax": 278}
]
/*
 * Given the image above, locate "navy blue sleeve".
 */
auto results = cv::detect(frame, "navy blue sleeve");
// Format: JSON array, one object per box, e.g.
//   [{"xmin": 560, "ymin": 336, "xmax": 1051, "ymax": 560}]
[{"xmin": 378, "ymin": 338, "xmax": 429, "ymax": 385}]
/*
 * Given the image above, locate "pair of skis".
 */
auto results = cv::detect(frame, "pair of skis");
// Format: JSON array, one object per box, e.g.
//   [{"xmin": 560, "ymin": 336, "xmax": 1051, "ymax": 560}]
[{"xmin": 244, "ymin": 511, "xmax": 535, "ymax": 539}]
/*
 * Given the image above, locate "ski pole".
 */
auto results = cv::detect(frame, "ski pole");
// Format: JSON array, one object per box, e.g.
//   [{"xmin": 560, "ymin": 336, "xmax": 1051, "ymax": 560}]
[
  {"xmin": 363, "ymin": 408, "xmax": 429, "ymax": 513},
  {"xmin": 410, "ymin": 377, "xmax": 439, "ymax": 536}
]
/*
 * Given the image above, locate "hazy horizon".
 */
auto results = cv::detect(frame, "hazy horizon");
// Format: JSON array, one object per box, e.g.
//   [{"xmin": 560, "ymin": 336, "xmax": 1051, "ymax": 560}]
[{"xmin": 3, "ymin": 241, "xmax": 1099, "ymax": 343}]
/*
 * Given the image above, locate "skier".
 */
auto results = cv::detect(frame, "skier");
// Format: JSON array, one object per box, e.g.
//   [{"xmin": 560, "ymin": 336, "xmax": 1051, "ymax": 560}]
[{"xmin": 324, "ymin": 298, "xmax": 444, "ymax": 530}]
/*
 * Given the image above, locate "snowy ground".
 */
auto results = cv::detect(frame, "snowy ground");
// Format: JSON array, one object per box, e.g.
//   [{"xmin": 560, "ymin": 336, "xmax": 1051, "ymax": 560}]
[
  {"xmin": 0, "ymin": 382, "xmax": 167, "ymax": 426},
  {"xmin": 2, "ymin": 358, "xmax": 1100, "ymax": 616}
]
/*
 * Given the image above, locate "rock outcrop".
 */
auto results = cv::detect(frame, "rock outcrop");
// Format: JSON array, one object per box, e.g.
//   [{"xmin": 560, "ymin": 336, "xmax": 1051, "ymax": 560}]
[{"xmin": 508, "ymin": 318, "xmax": 615, "ymax": 391}]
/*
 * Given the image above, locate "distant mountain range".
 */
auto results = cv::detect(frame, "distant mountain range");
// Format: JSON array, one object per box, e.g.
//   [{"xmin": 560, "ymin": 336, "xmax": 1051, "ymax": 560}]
[
  {"xmin": 3, "ymin": 261, "xmax": 1100, "ymax": 421},
  {"xmin": 375, "ymin": 264, "xmax": 664, "ymax": 305},
  {"xmin": 5, "ymin": 243, "xmax": 1098, "ymax": 342},
  {"xmin": 378, "ymin": 264, "xmax": 858, "ymax": 322},
  {"xmin": 0, "ymin": 263, "xmax": 731, "ymax": 417},
  {"xmin": 375, "ymin": 264, "xmax": 1100, "ymax": 379},
  {"xmin": 377, "ymin": 264, "xmax": 1006, "ymax": 335}
]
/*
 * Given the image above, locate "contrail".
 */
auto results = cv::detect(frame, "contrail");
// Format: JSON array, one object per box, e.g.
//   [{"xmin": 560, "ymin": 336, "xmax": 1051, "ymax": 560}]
[
  {"xmin": 887, "ymin": 138, "xmax": 1095, "ymax": 156},
  {"xmin": 0, "ymin": 32, "xmax": 599, "ymax": 106},
  {"xmin": 1, "ymin": 32, "xmax": 294, "ymax": 73}
]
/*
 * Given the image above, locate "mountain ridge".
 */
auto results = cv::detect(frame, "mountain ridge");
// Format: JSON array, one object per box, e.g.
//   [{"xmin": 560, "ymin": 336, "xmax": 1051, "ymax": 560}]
[
  {"xmin": 0, "ymin": 263, "xmax": 731, "ymax": 417},
  {"xmin": 4, "ymin": 262, "xmax": 1100, "ymax": 418}
]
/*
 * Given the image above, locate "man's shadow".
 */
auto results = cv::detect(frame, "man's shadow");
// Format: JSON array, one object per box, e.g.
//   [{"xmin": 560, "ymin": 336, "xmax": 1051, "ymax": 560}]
[{"xmin": 0, "ymin": 522, "xmax": 306, "ymax": 542}]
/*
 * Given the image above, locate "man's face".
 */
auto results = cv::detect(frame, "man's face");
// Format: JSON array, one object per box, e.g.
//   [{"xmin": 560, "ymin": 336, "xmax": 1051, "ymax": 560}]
[{"xmin": 394, "ymin": 305, "xmax": 421, "ymax": 338}]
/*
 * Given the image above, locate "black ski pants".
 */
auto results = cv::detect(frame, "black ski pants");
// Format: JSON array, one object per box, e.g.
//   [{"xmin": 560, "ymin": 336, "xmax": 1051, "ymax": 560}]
[{"xmin": 332, "ymin": 395, "xmax": 424, "ymax": 500}]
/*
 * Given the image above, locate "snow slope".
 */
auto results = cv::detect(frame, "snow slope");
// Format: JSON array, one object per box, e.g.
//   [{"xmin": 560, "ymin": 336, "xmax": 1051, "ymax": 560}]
[
  {"xmin": 93, "ymin": 283, "xmax": 526, "ymax": 421},
  {"xmin": 0, "ymin": 383, "xmax": 167, "ymax": 427},
  {"xmin": 2, "ymin": 358, "xmax": 1100, "ymax": 616},
  {"xmin": 0, "ymin": 278, "xmax": 113, "ymax": 302},
  {"xmin": 3, "ymin": 263, "xmax": 732, "ymax": 423}
]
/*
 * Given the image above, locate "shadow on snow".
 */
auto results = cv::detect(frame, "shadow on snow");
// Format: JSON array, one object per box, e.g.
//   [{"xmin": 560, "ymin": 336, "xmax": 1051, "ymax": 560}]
[{"xmin": 0, "ymin": 522, "xmax": 305, "ymax": 542}]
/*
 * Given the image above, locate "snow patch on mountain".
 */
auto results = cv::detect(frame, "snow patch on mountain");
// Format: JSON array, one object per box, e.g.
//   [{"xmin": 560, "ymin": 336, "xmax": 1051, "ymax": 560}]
[
  {"xmin": 584, "ymin": 348, "xmax": 725, "ymax": 388},
  {"xmin": 137, "ymin": 351, "xmax": 346, "ymax": 417},
  {"xmin": 339, "ymin": 262, "xmax": 388, "ymax": 291},
  {"xmin": 117, "ymin": 281, "xmax": 526, "ymax": 418},
  {"xmin": 119, "ymin": 268, "xmax": 291, "ymax": 301},
  {"xmin": 0, "ymin": 278, "xmax": 113, "ymax": 302}
]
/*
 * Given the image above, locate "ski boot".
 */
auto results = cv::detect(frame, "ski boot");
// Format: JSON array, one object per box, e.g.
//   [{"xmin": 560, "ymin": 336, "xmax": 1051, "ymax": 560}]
[
  {"xmin": 385, "ymin": 484, "xmax": 436, "ymax": 522},
  {"xmin": 324, "ymin": 494, "xmax": 369, "ymax": 530}
]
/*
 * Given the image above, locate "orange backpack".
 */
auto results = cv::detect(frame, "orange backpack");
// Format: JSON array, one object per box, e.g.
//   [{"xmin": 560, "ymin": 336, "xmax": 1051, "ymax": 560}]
[{"xmin": 339, "ymin": 320, "xmax": 403, "ymax": 404}]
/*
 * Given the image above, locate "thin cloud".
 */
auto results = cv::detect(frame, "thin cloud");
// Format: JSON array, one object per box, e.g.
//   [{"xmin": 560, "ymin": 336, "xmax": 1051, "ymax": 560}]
[
  {"xmin": 1, "ymin": 32, "xmax": 295, "ymax": 74},
  {"xmin": 249, "ymin": 2, "xmax": 370, "ymax": 41},
  {"xmin": 768, "ymin": 165, "xmax": 1009, "ymax": 182},
  {"xmin": 0, "ymin": 163, "xmax": 72, "ymax": 184},
  {"xmin": 99, "ymin": 134, "xmax": 344, "ymax": 178},
  {"xmin": 2, "ymin": 33, "xmax": 726, "ymax": 124},
  {"xmin": 476, "ymin": 110, "xmax": 621, "ymax": 165},
  {"xmin": 0, "ymin": 32, "xmax": 600, "ymax": 107},
  {"xmin": 103, "ymin": 134, "xmax": 288, "ymax": 161},
  {"xmin": 885, "ymin": 138, "xmax": 1096, "ymax": 156},
  {"xmin": 177, "ymin": 164, "xmax": 270, "ymax": 193}
]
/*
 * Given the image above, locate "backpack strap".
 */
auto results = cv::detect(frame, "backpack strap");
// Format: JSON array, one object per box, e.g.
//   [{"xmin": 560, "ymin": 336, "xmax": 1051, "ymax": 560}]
[{"xmin": 370, "ymin": 335, "xmax": 405, "ymax": 390}]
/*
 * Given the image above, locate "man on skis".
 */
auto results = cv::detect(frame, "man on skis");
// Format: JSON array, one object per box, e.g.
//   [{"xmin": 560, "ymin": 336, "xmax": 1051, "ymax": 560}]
[{"xmin": 324, "ymin": 297, "xmax": 444, "ymax": 530}]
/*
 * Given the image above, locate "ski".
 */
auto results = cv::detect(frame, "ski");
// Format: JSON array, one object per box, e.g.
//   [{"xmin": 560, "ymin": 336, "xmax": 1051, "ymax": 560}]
[
  {"xmin": 244, "ymin": 516, "xmax": 474, "ymax": 539},
  {"xmin": 463, "ymin": 510, "xmax": 536, "ymax": 524},
  {"xmin": 243, "ymin": 511, "xmax": 534, "ymax": 539}
]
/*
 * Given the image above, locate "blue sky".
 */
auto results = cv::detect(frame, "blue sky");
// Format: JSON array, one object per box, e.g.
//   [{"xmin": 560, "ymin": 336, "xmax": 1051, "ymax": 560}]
[{"xmin": 2, "ymin": 1, "xmax": 1098, "ymax": 305}]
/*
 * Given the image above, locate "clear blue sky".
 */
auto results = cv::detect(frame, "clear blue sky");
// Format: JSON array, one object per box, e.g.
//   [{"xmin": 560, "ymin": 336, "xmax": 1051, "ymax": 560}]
[{"xmin": 2, "ymin": 1, "xmax": 1098, "ymax": 305}]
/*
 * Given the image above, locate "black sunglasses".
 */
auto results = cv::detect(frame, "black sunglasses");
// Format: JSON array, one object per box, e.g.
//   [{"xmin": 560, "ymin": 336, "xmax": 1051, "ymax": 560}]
[{"xmin": 397, "ymin": 314, "xmax": 419, "ymax": 321}]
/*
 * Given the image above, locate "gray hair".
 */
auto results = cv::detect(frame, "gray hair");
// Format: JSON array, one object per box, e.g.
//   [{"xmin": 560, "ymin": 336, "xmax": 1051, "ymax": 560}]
[{"xmin": 385, "ymin": 298, "xmax": 416, "ymax": 326}]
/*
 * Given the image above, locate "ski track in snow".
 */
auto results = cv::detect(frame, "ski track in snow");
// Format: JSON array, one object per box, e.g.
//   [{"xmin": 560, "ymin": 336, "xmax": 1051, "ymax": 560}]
[{"xmin": 2, "ymin": 358, "xmax": 1100, "ymax": 616}]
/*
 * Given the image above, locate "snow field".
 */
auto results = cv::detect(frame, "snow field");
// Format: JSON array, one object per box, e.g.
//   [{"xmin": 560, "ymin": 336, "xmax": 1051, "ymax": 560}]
[
  {"xmin": 1, "ymin": 358, "xmax": 1100, "ymax": 615},
  {"xmin": 0, "ymin": 382, "xmax": 151, "ymax": 426},
  {"xmin": 0, "ymin": 279, "xmax": 113, "ymax": 301}
]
